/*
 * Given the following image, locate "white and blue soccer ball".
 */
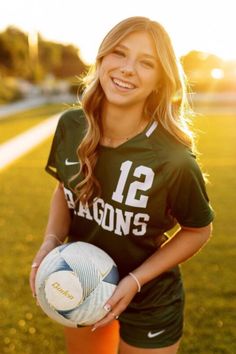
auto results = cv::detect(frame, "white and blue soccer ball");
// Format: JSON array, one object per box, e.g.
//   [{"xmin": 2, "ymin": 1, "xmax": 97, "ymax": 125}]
[{"xmin": 35, "ymin": 241, "xmax": 119, "ymax": 327}]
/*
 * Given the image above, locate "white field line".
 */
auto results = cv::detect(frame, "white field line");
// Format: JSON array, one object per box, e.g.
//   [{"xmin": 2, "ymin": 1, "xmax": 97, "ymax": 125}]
[
  {"xmin": 0, "ymin": 94, "xmax": 76, "ymax": 119},
  {"xmin": 0, "ymin": 114, "xmax": 59, "ymax": 171}
]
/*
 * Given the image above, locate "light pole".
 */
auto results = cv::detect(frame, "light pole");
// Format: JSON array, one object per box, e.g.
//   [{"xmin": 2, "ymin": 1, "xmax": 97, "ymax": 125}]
[{"xmin": 28, "ymin": 29, "xmax": 39, "ymax": 82}]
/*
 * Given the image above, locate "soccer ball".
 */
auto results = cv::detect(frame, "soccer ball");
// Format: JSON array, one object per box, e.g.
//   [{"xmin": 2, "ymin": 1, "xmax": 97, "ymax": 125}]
[{"xmin": 35, "ymin": 241, "xmax": 119, "ymax": 327}]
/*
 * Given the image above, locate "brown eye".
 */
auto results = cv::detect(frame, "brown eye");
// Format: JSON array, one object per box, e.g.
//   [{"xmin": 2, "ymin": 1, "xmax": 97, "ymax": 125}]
[
  {"xmin": 141, "ymin": 60, "xmax": 154, "ymax": 68},
  {"xmin": 113, "ymin": 49, "xmax": 125, "ymax": 57}
]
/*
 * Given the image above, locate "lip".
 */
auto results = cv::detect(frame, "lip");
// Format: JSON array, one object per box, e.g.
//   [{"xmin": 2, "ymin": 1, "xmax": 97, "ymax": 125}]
[{"xmin": 111, "ymin": 77, "xmax": 137, "ymax": 90}]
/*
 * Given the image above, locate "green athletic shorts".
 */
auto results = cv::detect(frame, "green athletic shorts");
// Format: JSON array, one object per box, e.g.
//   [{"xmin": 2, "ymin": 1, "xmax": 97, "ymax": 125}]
[
  {"xmin": 118, "ymin": 266, "xmax": 185, "ymax": 348},
  {"xmin": 119, "ymin": 298, "xmax": 184, "ymax": 349}
]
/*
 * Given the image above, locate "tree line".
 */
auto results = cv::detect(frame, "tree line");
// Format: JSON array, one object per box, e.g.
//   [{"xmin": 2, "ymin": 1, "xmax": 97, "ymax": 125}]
[
  {"xmin": 0, "ymin": 26, "xmax": 88, "ymax": 82},
  {"xmin": 0, "ymin": 26, "xmax": 235, "ymax": 92}
]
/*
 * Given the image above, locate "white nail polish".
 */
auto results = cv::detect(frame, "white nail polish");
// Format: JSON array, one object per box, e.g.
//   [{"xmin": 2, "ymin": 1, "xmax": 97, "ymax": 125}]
[{"xmin": 104, "ymin": 304, "xmax": 111, "ymax": 312}]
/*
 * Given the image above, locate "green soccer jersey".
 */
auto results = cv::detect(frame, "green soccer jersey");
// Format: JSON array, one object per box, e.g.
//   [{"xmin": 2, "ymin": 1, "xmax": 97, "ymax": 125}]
[{"xmin": 46, "ymin": 108, "xmax": 214, "ymax": 316}]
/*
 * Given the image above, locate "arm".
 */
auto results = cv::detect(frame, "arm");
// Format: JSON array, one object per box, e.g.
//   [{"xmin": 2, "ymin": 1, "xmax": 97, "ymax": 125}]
[
  {"xmin": 92, "ymin": 223, "xmax": 212, "ymax": 331},
  {"xmin": 43, "ymin": 182, "xmax": 71, "ymax": 242},
  {"xmin": 131, "ymin": 223, "xmax": 212, "ymax": 286},
  {"xmin": 30, "ymin": 182, "xmax": 71, "ymax": 296}
]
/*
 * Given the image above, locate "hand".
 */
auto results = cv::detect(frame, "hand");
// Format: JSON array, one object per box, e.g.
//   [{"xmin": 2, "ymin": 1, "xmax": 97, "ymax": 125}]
[
  {"xmin": 91, "ymin": 274, "xmax": 140, "ymax": 331},
  {"xmin": 29, "ymin": 238, "xmax": 58, "ymax": 298}
]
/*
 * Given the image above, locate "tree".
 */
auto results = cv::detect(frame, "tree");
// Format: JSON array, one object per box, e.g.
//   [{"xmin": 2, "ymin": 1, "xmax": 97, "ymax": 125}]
[
  {"xmin": 0, "ymin": 26, "xmax": 31, "ymax": 78},
  {"xmin": 0, "ymin": 27, "xmax": 88, "ymax": 82}
]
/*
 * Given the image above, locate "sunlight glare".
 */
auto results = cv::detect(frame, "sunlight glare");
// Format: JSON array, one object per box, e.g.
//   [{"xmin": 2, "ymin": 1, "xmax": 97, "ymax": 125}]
[
  {"xmin": 0, "ymin": 0, "xmax": 235, "ymax": 63},
  {"xmin": 211, "ymin": 68, "xmax": 224, "ymax": 79}
]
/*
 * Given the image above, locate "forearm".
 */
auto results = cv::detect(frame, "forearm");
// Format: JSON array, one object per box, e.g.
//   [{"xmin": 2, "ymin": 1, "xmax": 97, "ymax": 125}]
[
  {"xmin": 43, "ymin": 183, "xmax": 71, "ymax": 243},
  {"xmin": 30, "ymin": 183, "xmax": 71, "ymax": 295},
  {"xmin": 132, "ymin": 224, "xmax": 212, "ymax": 287}
]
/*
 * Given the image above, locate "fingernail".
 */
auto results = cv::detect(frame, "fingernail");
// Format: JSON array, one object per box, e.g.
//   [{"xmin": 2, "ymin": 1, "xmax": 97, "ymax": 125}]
[
  {"xmin": 91, "ymin": 326, "xmax": 96, "ymax": 332},
  {"xmin": 103, "ymin": 304, "xmax": 111, "ymax": 312}
]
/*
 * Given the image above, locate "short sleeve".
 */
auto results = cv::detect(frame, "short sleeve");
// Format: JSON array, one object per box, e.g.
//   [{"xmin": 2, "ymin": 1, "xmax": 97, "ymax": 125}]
[
  {"xmin": 45, "ymin": 108, "xmax": 86, "ymax": 184},
  {"xmin": 45, "ymin": 116, "xmax": 64, "ymax": 181},
  {"xmin": 167, "ymin": 155, "xmax": 214, "ymax": 228}
]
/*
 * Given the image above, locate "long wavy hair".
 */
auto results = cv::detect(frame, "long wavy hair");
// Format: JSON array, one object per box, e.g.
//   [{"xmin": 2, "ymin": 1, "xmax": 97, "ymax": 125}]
[{"xmin": 73, "ymin": 16, "xmax": 194, "ymax": 205}]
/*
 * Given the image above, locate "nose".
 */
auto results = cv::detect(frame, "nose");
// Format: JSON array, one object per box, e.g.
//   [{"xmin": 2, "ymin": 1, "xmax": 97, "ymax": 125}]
[{"xmin": 120, "ymin": 60, "xmax": 135, "ymax": 76}]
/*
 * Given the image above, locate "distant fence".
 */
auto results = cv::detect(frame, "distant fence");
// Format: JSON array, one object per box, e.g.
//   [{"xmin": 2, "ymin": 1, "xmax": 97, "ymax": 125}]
[
  {"xmin": 189, "ymin": 92, "xmax": 236, "ymax": 114},
  {"xmin": 0, "ymin": 93, "xmax": 76, "ymax": 119},
  {"xmin": 0, "ymin": 92, "xmax": 235, "ymax": 118}
]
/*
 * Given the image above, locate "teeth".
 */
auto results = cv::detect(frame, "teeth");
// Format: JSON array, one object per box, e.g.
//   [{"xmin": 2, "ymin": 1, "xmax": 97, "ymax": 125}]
[{"xmin": 113, "ymin": 78, "xmax": 135, "ymax": 89}]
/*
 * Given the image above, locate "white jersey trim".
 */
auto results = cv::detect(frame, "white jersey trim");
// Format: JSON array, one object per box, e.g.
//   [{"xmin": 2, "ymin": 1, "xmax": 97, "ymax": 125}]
[{"xmin": 145, "ymin": 121, "xmax": 158, "ymax": 138}]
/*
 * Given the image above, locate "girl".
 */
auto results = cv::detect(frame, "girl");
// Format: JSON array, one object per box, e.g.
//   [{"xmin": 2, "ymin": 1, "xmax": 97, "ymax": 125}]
[{"xmin": 30, "ymin": 16, "xmax": 214, "ymax": 354}]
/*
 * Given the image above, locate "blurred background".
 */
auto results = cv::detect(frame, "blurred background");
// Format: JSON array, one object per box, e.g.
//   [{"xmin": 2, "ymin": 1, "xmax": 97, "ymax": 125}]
[
  {"xmin": 0, "ymin": 0, "xmax": 236, "ymax": 109},
  {"xmin": 0, "ymin": 1, "xmax": 235, "ymax": 353}
]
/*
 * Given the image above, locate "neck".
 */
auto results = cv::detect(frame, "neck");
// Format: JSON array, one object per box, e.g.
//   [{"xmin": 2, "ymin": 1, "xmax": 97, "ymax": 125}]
[{"xmin": 101, "ymin": 102, "xmax": 148, "ymax": 139}]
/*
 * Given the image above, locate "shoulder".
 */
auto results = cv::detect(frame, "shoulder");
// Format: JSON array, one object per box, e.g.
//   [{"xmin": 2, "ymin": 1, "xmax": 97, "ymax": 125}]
[
  {"xmin": 57, "ymin": 107, "xmax": 86, "ymax": 130},
  {"xmin": 168, "ymin": 145, "xmax": 203, "ymax": 181},
  {"xmin": 150, "ymin": 122, "xmax": 204, "ymax": 179},
  {"xmin": 52, "ymin": 108, "xmax": 87, "ymax": 148},
  {"xmin": 150, "ymin": 122, "xmax": 184, "ymax": 154},
  {"xmin": 150, "ymin": 122, "xmax": 196, "ymax": 164}
]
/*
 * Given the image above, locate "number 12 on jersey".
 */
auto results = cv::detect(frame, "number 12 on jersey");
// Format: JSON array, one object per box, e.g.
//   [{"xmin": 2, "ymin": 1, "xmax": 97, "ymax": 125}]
[{"xmin": 112, "ymin": 160, "xmax": 154, "ymax": 208}]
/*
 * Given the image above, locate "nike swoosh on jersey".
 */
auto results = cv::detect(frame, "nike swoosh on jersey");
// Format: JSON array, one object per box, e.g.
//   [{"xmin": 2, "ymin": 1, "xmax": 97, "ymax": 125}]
[
  {"xmin": 65, "ymin": 158, "xmax": 79, "ymax": 166},
  {"xmin": 147, "ymin": 329, "xmax": 165, "ymax": 338}
]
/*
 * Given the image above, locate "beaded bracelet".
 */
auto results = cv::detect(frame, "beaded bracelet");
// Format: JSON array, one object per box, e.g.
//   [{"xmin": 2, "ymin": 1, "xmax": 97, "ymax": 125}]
[
  {"xmin": 129, "ymin": 272, "xmax": 141, "ymax": 292},
  {"xmin": 45, "ymin": 233, "xmax": 63, "ymax": 245}
]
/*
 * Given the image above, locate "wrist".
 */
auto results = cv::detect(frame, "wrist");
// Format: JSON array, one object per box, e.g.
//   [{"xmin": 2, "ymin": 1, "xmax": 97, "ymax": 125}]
[
  {"xmin": 128, "ymin": 272, "xmax": 141, "ymax": 293},
  {"xmin": 44, "ymin": 233, "xmax": 64, "ymax": 246},
  {"xmin": 39, "ymin": 235, "xmax": 62, "ymax": 251}
]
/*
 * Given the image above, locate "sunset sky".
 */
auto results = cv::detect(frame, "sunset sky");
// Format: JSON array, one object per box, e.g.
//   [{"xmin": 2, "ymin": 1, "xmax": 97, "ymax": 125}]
[{"xmin": 0, "ymin": 0, "xmax": 235, "ymax": 64}]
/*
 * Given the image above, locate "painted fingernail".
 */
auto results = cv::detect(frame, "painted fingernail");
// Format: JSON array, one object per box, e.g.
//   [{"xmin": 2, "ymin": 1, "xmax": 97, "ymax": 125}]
[{"xmin": 103, "ymin": 304, "xmax": 111, "ymax": 312}]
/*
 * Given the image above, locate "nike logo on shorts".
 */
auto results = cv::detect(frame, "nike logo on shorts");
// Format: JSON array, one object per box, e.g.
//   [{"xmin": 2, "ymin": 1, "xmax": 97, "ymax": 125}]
[
  {"xmin": 65, "ymin": 158, "xmax": 79, "ymax": 166},
  {"xmin": 147, "ymin": 329, "xmax": 165, "ymax": 338}
]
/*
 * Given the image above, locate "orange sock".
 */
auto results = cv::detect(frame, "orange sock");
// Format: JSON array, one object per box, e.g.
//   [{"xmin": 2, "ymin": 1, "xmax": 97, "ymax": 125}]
[{"xmin": 64, "ymin": 321, "xmax": 119, "ymax": 354}]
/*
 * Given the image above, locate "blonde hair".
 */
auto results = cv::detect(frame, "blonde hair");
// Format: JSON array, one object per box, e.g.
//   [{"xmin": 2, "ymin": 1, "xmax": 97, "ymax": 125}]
[{"xmin": 74, "ymin": 16, "xmax": 194, "ymax": 204}]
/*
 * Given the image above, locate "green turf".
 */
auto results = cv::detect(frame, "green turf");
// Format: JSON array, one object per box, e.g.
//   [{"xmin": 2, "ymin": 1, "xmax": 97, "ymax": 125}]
[
  {"xmin": 0, "ymin": 103, "xmax": 71, "ymax": 144},
  {"xmin": 179, "ymin": 114, "xmax": 236, "ymax": 354},
  {"xmin": 0, "ymin": 113, "xmax": 235, "ymax": 353}
]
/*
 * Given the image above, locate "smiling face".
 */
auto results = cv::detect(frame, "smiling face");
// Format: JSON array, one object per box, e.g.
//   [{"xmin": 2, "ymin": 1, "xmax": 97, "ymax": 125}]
[{"xmin": 99, "ymin": 31, "xmax": 161, "ymax": 112}]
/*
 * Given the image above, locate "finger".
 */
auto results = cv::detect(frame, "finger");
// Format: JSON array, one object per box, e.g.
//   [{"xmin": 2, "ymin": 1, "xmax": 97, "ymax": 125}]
[
  {"xmin": 91, "ymin": 309, "xmax": 119, "ymax": 331},
  {"xmin": 30, "ymin": 268, "xmax": 38, "ymax": 296},
  {"xmin": 93, "ymin": 295, "xmax": 127, "ymax": 331},
  {"xmin": 29, "ymin": 243, "xmax": 56, "ymax": 298},
  {"xmin": 29, "ymin": 256, "xmax": 44, "ymax": 296},
  {"xmin": 102, "ymin": 286, "xmax": 124, "ymax": 313}
]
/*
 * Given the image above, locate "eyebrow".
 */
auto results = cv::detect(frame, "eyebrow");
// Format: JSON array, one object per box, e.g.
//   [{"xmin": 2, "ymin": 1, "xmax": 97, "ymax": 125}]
[{"xmin": 116, "ymin": 44, "xmax": 157, "ymax": 61}]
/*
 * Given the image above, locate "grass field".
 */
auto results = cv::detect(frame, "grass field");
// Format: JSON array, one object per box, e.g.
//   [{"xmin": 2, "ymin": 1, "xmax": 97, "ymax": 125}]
[
  {"xmin": 0, "ymin": 111, "xmax": 235, "ymax": 353},
  {"xmin": 0, "ymin": 103, "xmax": 69, "ymax": 144}
]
